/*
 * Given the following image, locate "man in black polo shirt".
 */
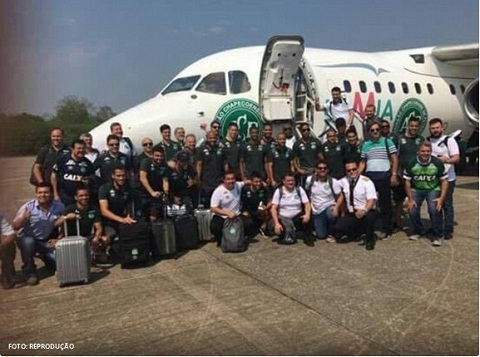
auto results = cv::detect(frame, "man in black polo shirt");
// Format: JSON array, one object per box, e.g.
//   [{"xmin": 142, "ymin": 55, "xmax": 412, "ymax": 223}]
[
  {"xmin": 51, "ymin": 139, "xmax": 95, "ymax": 206},
  {"xmin": 267, "ymin": 132, "xmax": 294, "ymax": 188},
  {"xmin": 293, "ymin": 123, "xmax": 322, "ymax": 186},
  {"xmin": 93, "ymin": 134, "xmax": 132, "ymax": 186},
  {"xmin": 139, "ymin": 145, "xmax": 170, "ymax": 220},
  {"xmin": 156, "ymin": 124, "xmax": 182, "ymax": 161},
  {"xmin": 320, "ymin": 129, "xmax": 345, "ymax": 179},
  {"xmin": 169, "ymin": 151, "xmax": 197, "ymax": 209},
  {"xmin": 260, "ymin": 123, "xmax": 276, "ymax": 151},
  {"xmin": 98, "ymin": 166, "xmax": 137, "ymax": 240},
  {"xmin": 342, "ymin": 127, "xmax": 362, "ymax": 163},
  {"xmin": 241, "ymin": 126, "xmax": 269, "ymax": 181},
  {"xmin": 58, "ymin": 186, "xmax": 110, "ymax": 261},
  {"xmin": 31, "ymin": 127, "xmax": 70, "ymax": 185},
  {"xmin": 221, "ymin": 122, "xmax": 243, "ymax": 180},
  {"xmin": 197, "ymin": 131, "xmax": 224, "ymax": 208},
  {"xmin": 241, "ymin": 172, "xmax": 272, "ymax": 237}
]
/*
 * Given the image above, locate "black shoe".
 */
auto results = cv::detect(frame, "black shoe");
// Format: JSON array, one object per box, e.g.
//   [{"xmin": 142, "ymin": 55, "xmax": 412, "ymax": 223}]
[
  {"xmin": 365, "ymin": 239, "xmax": 375, "ymax": 251},
  {"xmin": 305, "ymin": 239, "xmax": 314, "ymax": 247},
  {"xmin": 444, "ymin": 233, "xmax": 453, "ymax": 240}
]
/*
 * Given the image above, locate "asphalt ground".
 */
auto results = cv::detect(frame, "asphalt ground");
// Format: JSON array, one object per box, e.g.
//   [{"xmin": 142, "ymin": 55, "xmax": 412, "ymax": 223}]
[{"xmin": 0, "ymin": 156, "xmax": 478, "ymax": 356}]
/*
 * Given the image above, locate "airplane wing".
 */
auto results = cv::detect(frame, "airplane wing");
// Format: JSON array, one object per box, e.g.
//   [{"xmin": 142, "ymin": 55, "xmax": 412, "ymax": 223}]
[{"xmin": 432, "ymin": 43, "xmax": 479, "ymax": 66}]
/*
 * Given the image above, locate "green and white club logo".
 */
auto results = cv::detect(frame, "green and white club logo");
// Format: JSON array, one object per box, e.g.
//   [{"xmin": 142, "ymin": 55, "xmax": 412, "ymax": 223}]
[
  {"xmin": 393, "ymin": 98, "xmax": 428, "ymax": 135},
  {"xmin": 215, "ymin": 99, "xmax": 262, "ymax": 139}
]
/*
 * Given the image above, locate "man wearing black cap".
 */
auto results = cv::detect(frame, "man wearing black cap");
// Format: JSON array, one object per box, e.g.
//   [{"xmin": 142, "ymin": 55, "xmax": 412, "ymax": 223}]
[
  {"xmin": 169, "ymin": 151, "xmax": 197, "ymax": 208},
  {"xmin": 335, "ymin": 118, "xmax": 348, "ymax": 145}
]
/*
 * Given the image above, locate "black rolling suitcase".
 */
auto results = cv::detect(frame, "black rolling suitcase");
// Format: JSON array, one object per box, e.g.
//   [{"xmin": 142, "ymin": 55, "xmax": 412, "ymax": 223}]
[
  {"xmin": 174, "ymin": 215, "xmax": 199, "ymax": 251},
  {"xmin": 117, "ymin": 202, "xmax": 151, "ymax": 268}
]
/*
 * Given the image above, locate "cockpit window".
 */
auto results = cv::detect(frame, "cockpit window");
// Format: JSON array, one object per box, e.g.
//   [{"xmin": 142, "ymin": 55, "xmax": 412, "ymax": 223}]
[
  {"xmin": 229, "ymin": 71, "xmax": 251, "ymax": 94},
  {"xmin": 196, "ymin": 72, "xmax": 227, "ymax": 95},
  {"xmin": 161, "ymin": 75, "xmax": 201, "ymax": 95}
]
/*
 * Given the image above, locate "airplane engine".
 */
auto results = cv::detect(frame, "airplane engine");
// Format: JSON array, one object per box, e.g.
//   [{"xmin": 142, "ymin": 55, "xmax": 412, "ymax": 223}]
[{"xmin": 463, "ymin": 78, "xmax": 479, "ymax": 127}]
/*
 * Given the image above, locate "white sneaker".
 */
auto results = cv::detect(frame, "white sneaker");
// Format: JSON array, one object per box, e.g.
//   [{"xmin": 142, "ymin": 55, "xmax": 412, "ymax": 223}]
[
  {"xmin": 408, "ymin": 234, "xmax": 420, "ymax": 241},
  {"xmin": 432, "ymin": 239, "xmax": 442, "ymax": 246},
  {"xmin": 326, "ymin": 237, "xmax": 336, "ymax": 243}
]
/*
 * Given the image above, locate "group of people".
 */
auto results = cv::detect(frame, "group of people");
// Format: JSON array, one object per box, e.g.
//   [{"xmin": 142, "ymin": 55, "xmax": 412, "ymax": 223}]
[{"xmin": 0, "ymin": 94, "xmax": 460, "ymax": 288}]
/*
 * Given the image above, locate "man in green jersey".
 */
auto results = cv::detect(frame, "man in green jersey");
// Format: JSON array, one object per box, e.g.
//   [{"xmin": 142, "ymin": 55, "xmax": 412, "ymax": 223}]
[{"xmin": 403, "ymin": 142, "xmax": 448, "ymax": 246}]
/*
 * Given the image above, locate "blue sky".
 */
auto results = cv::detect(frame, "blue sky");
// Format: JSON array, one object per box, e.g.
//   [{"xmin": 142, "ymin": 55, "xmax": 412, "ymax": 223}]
[{"xmin": 4, "ymin": 0, "xmax": 478, "ymax": 116}]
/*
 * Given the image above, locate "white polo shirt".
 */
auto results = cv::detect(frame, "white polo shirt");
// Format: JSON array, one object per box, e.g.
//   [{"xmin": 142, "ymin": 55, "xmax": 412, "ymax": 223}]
[
  {"xmin": 309, "ymin": 178, "xmax": 342, "ymax": 214},
  {"xmin": 210, "ymin": 182, "xmax": 245, "ymax": 218},
  {"xmin": 272, "ymin": 186, "xmax": 309, "ymax": 218},
  {"xmin": 338, "ymin": 175, "xmax": 377, "ymax": 213},
  {"xmin": 429, "ymin": 135, "xmax": 459, "ymax": 182},
  {"xmin": 327, "ymin": 98, "xmax": 352, "ymax": 121}
]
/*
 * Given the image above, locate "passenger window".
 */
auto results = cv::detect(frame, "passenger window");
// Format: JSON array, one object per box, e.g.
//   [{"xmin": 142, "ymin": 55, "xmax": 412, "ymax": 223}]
[
  {"xmin": 359, "ymin": 81, "xmax": 367, "ymax": 93},
  {"xmin": 228, "ymin": 71, "xmax": 251, "ymax": 94},
  {"xmin": 402, "ymin": 82, "xmax": 409, "ymax": 94},
  {"xmin": 343, "ymin": 80, "xmax": 352, "ymax": 93},
  {"xmin": 196, "ymin": 72, "xmax": 227, "ymax": 95},
  {"xmin": 427, "ymin": 83, "xmax": 434, "ymax": 94},
  {"xmin": 374, "ymin": 81, "xmax": 381, "ymax": 93},
  {"xmin": 449, "ymin": 84, "xmax": 456, "ymax": 95},
  {"xmin": 415, "ymin": 83, "xmax": 422, "ymax": 94},
  {"xmin": 388, "ymin": 82, "xmax": 396, "ymax": 94},
  {"xmin": 460, "ymin": 84, "xmax": 466, "ymax": 94}
]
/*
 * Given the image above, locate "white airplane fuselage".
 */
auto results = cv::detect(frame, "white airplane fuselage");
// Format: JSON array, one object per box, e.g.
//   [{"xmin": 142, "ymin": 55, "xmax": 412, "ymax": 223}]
[{"xmin": 90, "ymin": 39, "xmax": 478, "ymax": 151}]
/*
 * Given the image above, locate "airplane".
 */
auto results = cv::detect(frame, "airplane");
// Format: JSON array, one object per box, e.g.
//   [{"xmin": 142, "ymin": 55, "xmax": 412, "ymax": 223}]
[{"xmin": 89, "ymin": 35, "xmax": 479, "ymax": 151}]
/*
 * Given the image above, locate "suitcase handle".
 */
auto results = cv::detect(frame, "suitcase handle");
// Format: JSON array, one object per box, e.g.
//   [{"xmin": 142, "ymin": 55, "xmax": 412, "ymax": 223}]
[{"xmin": 63, "ymin": 214, "xmax": 80, "ymax": 237}]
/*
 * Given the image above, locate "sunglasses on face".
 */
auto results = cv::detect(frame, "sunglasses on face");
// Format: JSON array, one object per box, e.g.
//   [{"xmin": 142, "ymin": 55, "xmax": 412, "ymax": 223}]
[
  {"xmin": 143, "ymin": 143, "xmax": 153, "ymax": 147},
  {"xmin": 346, "ymin": 168, "xmax": 358, "ymax": 172},
  {"xmin": 370, "ymin": 128, "xmax": 380, "ymax": 133},
  {"xmin": 302, "ymin": 128, "xmax": 310, "ymax": 132},
  {"xmin": 212, "ymin": 126, "xmax": 220, "ymax": 129}
]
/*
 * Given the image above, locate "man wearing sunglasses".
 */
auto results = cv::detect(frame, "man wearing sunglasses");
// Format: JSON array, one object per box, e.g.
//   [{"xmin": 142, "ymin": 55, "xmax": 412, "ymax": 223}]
[
  {"xmin": 333, "ymin": 159, "xmax": 377, "ymax": 250},
  {"xmin": 358, "ymin": 122, "xmax": 399, "ymax": 239},
  {"xmin": 93, "ymin": 135, "xmax": 133, "ymax": 186},
  {"xmin": 293, "ymin": 123, "xmax": 322, "ymax": 187},
  {"xmin": 134, "ymin": 137, "xmax": 154, "ymax": 174}
]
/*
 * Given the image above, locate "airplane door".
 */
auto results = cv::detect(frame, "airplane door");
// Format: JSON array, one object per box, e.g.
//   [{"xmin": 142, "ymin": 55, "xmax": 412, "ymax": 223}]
[{"xmin": 259, "ymin": 36, "xmax": 305, "ymax": 121}]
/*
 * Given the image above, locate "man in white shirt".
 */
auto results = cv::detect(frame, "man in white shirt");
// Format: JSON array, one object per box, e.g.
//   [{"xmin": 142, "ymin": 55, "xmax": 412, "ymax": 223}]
[
  {"xmin": 333, "ymin": 159, "xmax": 378, "ymax": 250},
  {"xmin": 97, "ymin": 122, "xmax": 138, "ymax": 160},
  {"xmin": 427, "ymin": 118, "xmax": 460, "ymax": 240},
  {"xmin": 271, "ymin": 172, "xmax": 313, "ymax": 246},
  {"xmin": 210, "ymin": 171, "xmax": 250, "ymax": 246},
  {"xmin": 306, "ymin": 160, "xmax": 342, "ymax": 240},
  {"xmin": 317, "ymin": 86, "xmax": 355, "ymax": 126}
]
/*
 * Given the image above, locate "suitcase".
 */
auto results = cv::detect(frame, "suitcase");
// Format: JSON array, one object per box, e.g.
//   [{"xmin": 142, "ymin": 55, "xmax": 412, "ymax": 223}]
[
  {"xmin": 118, "ymin": 220, "xmax": 151, "ymax": 268},
  {"xmin": 56, "ymin": 218, "xmax": 91, "ymax": 287},
  {"xmin": 151, "ymin": 220, "xmax": 176, "ymax": 258},
  {"xmin": 221, "ymin": 217, "xmax": 247, "ymax": 253},
  {"xmin": 194, "ymin": 206, "xmax": 213, "ymax": 241},
  {"xmin": 174, "ymin": 215, "xmax": 199, "ymax": 250}
]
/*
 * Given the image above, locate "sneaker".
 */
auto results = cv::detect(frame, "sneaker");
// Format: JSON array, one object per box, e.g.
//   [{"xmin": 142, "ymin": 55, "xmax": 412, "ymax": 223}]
[
  {"xmin": 326, "ymin": 237, "xmax": 336, "ymax": 243},
  {"xmin": 258, "ymin": 227, "xmax": 268, "ymax": 238},
  {"xmin": 432, "ymin": 239, "xmax": 442, "ymax": 247},
  {"xmin": 408, "ymin": 234, "xmax": 420, "ymax": 241},
  {"xmin": 26, "ymin": 275, "xmax": 39, "ymax": 286}
]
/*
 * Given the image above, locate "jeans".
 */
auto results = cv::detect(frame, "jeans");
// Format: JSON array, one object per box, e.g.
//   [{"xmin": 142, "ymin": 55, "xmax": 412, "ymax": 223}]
[
  {"xmin": 17, "ymin": 236, "xmax": 56, "ymax": 276},
  {"xmin": 443, "ymin": 181, "xmax": 455, "ymax": 235},
  {"xmin": 409, "ymin": 190, "xmax": 443, "ymax": 238},
  {"xmin": 312, "ymin": 206, "xmax": 336, "ymax": 239}
]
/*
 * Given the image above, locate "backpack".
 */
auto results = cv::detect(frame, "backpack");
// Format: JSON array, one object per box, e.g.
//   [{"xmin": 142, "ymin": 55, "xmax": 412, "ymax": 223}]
[
  {"xmin": 221, "ymin": 217, "xmax": 246, "ymax": 253},
  {"xmin": 304, "ymin": 175, "xmax": 337, "ymax": 199}
]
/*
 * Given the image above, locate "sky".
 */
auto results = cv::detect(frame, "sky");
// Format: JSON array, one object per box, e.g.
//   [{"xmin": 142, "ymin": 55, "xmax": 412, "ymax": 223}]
[{"xmin": 1, "ymin": 0, "xmax": 478, "ymax": 116}]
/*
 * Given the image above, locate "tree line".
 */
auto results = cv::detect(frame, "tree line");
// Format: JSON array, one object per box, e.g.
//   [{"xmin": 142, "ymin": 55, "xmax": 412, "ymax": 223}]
[{"xmin": 0, "ymin": 96, "xmax": 116, "ymax": 156}]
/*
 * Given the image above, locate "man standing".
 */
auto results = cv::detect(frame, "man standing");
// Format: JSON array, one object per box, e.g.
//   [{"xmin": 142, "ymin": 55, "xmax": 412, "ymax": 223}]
[
  {"xmin": 361, "ymin": 104, "xmax": 382, "ymax": 141},
  {"xmin": 293, "ymin": 123, "xmax": 322, "ymax": 187},
  {"xmin": 333, "ymin": 160, "xmax": 377, "ymax": 250},
  {"xmin": 427, "ymin": 118, "xmax": 460, "ymax": 240},
  {"xmin": 168, "ymin": 151, "xmax": 197, "ymax": 208},
  {"xmin": 93, "ymin": 135, "xmax": 132, "ymax": 186},
  {"xmin": 156, "ymin": 124, "xmax": 182, "ymax": 161},
  {"xmin": 51, "ymin": 139, "xmax": 95, "ymax": 206},
  {"xmin": 358, "ymin": 122, "xmax": 399, "ymax": 239},
  {"xmin": 260, "ymin": 123, "xmax": 276, "ymax": 151},
  {"xmin": 174, "ymin": 127, "xmax": 186, "ymax": 148},
  {"xmin": 108, "ymin": 122, "xmax": 138, "ymax": 160},
  {"xmin": 342, "ymin": 127, "xmax": 362, "ymax": 163},
  {"xmin": 221, "ymin": 122, "xmax": 243, "ymax": 180},
  {"xmin": 80, "ymin": 132, "xmax": 100, "ymax": 164},
  {"xmin": 317, "ymin": 87, "xmax": 355, "ymax": 126},
  {"xmin": 197, "ymin": 131, "xmax": 224, "ymax": 207},
  {"xmin": 320, "ymin": 129, "xmax": 345, "ymax": 179},
  {"xmin": 283, "ymin": 124, "xmax": 296, "ymax": 149},
  {"xmin": 31, "ymin": 128, "xmax": 70, "ymax": 185},
  {"xmin": 267, "ymin": 132, "xmax": 294, "ymax": 188},
  {"xmin": 404, "ymin": 142, "xmax": 448, "ymax": 246},
  {"xmin": 241, "ymin": 126, "xmax": 269, "ymax": 181},
  {"xmin": 133, "ymin": 137, "xmax": 154, "ymax": 176},
  {"xmin": 13, "ymin": 183, "xmax": 65, "ymax": 285}
]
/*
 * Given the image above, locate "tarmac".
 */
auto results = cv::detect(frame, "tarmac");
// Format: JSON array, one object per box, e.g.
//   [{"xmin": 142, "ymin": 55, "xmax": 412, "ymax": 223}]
[{"xmin": 0, "ymin": 156, "xmax": 478, "ymax": 356}]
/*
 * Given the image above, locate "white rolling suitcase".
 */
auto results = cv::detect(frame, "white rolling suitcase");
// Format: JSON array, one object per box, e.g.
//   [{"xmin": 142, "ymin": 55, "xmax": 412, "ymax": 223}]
[{"xmin": 56, "ymin": 218, "xmax": 91, "ymax": 287}]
